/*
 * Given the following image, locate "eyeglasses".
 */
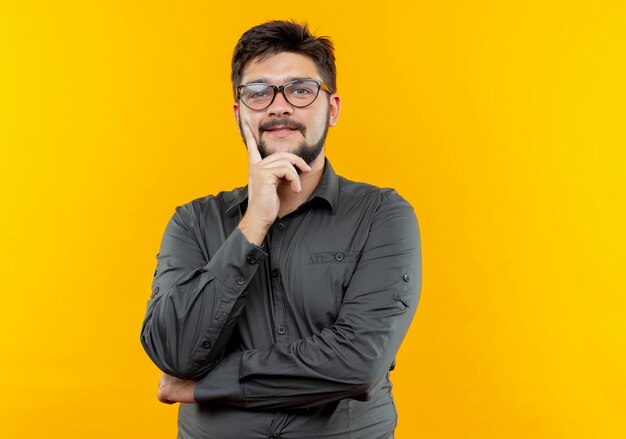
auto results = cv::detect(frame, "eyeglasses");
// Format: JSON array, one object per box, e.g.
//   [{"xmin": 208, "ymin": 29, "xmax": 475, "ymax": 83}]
[{"xmin": 237, "ymin": 79, "xmax": 332, "ymax": 111}]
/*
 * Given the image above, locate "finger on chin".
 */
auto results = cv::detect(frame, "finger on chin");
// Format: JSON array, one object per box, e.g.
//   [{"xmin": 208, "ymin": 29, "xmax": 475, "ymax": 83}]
[{"xmin": 244, "ymin": 125, "xmax": 262, "ymax": 164}]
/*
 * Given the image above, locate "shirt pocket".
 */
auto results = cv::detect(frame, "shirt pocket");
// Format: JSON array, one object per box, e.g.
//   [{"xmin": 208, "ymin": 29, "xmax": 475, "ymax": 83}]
[
  {"xmin": 290, "ymin": 251, "xmax": 363, "ymax": 332},
  {"xmin": 308, "ymin": 251, "xmax": 363, "ymax": 294},
  {"xmin": 308, "ymin": 251, "xmax": 362, "ymax": 297}
]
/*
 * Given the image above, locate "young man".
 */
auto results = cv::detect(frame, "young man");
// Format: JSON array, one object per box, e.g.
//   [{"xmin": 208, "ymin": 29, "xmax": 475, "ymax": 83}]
[{"xmin": 141, "ymin": 20, "xmax": 421, "ymax": 439}]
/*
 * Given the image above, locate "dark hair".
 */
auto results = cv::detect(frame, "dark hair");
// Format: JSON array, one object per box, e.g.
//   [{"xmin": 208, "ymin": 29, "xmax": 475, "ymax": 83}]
[{"xmin": 231, "ymin": 21, "xmax": 336, "ymax": 100}]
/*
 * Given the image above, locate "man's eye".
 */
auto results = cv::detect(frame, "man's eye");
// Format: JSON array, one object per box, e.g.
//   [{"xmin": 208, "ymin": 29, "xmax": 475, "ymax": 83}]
[
  {"xmin": 293, "ymin": 88, "xmax": 313, "ymax": 95},
  {"xmin": 248, "ymin": 90, "xmax": 270, "ymax": 99},
  {"xmin": 250, "ymin": 92, "xmax": 268, "ymax": 99}
]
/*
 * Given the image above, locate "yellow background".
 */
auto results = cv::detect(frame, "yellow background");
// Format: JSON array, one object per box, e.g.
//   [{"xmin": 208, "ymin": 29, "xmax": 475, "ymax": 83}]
[{"xmin": 1, "ymin": 1, "xmax": 625, "ymax": 437}]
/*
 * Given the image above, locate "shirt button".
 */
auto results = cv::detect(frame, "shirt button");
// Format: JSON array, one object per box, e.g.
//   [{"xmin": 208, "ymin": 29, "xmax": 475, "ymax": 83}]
[
  {"xmin": 154, "ymin": 286, "xmax": 159, "ymax": 293},
  {"xmin": 335, "ymin": 252, "xmax": 344, "ymax": 261},
  {"xmin": 277, "ymin": 326, "xmax": 286, "ymax": 335},
  {"xmin": 247, "ymin": 256, "xmax": 257, "ymax": 265},
  {"xmin": 403, "ymin": 274, "xmax": 410, "ymax": 282},
  {"xmin": 276, "ymin": 222, "xmax": 286, "ymax": 230},
  {"xmin": 271, "ymin": 269, "xmax": 280, "ymax": 278},
  {"xmin": 236, "ymin": 276, "xmax": 245, "ymax": 285},
  {"xmin": 201, "ymin": 339, "xmax": 211, "ymax": 349}
]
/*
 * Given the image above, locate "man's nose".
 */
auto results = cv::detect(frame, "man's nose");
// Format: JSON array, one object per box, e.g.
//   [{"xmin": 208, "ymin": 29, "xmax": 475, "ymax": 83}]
[{"xmin": 267, "ymin": 90, "xmax": 294, "ymax": 116}]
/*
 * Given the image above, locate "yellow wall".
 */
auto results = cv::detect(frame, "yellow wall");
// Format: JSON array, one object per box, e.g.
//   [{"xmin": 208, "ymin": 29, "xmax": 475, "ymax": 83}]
[{"xmin": 1, "ymin": 1, "xmax": 624, "ymax": 437}]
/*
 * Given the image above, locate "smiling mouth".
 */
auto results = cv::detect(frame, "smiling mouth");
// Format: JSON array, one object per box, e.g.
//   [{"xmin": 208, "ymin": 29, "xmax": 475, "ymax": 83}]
[
  {"xmin": 263, "ymin": 125, "xmax": 302, "ymax": 138},
  {"xmin": 266, "ymin": 126, "xmax": 297, "ymax": 132},
  {"xmin": 260, "ymin": 118, "xmax": 306, "ymax": 136},
  {"xmin": 265, "ymin": 128, "xmax": 298, "ymax": 138}
]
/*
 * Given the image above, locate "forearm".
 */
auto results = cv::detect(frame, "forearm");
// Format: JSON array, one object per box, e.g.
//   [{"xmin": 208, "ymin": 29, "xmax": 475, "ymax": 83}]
[
  {"xmin": 141, "ymin": 209, "xmax": 267, "ymax": 379},
  {"xmin": 195, "ymin": 300, "xmax": 416, "ymax": 409},
  {"xmin": 194, "ymin": 193, "xmax": 421, "ymax": 409}
]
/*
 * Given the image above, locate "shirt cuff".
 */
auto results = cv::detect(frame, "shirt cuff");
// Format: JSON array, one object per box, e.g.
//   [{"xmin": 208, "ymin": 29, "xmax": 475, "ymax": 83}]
[
  {"xmin": 205, "ymin": 226, "xmax": 267, "ymax": 293},
  {"xmin": 194, "ymin": 352, "xmax": 244, "ymax": 404}
]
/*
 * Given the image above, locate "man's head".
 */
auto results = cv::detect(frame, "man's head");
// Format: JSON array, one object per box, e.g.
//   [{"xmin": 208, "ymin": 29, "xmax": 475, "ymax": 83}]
[
  {"xmin": 231, "ymin": 21, "xmax": 337, "ymax": 99},
  {"xmin": 231, "ymin": 21, "xmax": 341, "ymax": 166}
]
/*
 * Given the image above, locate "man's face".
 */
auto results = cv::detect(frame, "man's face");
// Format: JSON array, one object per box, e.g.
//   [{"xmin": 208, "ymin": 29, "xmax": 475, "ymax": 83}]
[{"xmin": 234, "ymin": 52, "xmax": 341, "ymax": 165}]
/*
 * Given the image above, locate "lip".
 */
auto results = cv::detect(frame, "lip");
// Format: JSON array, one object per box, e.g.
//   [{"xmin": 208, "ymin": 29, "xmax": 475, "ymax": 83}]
[{"xmin": 264, "ymin": 127, "xmax": 298, "ymax": 138}]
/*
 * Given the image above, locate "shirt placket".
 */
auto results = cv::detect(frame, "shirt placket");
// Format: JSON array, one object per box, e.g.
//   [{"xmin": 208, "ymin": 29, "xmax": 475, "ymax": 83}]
[{"xmin": 268, "ymin": 218, "xmax": 290, "ymax": 344}]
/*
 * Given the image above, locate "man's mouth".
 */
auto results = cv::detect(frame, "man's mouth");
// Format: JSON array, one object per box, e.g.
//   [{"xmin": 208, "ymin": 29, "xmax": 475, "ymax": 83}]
[
  {"xmin": 265, "ymin": 126, "xmax": 298, "ymax": 138},
  {"xmin": 266, "ymin": 125, "xmax": 297, "ymax": 132},
  {"xmin": 259, "ymin": 119, "xmax": 306, "ymax": 137}
]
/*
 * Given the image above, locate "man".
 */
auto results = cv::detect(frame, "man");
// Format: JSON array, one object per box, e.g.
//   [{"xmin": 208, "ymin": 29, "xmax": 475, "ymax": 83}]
[{"xmin": 141, "ymin": 20, "xmax": 421, "ymax": 439}]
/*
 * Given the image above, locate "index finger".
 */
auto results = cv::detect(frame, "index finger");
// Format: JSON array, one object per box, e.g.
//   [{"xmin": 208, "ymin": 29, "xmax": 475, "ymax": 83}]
[{"xmin": 243, "ymin": 124, "xmax": 262, "ymax": 165}]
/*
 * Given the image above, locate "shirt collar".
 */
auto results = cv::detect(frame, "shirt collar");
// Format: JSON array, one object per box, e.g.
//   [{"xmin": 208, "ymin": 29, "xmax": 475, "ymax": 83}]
[{"xmin": 226, "ymin": 157, "xmax": 339, "ymax": 215}]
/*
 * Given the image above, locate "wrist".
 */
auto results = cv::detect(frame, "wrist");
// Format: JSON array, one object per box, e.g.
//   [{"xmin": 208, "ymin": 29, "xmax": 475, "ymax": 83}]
[{"xmin": 238, "ymin": 215, "xmax": 270, "ymax": 246}]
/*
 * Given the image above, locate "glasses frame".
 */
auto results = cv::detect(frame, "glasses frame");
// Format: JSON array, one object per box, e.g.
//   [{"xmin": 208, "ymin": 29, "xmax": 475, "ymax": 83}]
[{"xmin": 237, "ymin": 78, "xmax": 332, "ymax": 111}]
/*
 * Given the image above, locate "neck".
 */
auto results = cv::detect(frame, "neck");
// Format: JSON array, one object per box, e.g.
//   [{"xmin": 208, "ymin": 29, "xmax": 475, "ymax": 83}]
[{"xmin": 276, "ymin": 154, "xmax": 325, "ymax": 218}]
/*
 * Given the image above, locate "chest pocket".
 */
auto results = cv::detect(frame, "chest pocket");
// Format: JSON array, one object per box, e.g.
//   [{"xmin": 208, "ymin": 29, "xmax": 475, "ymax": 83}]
[
  {"xmin": 286, "ymin": 251, "xmax": 362, "ymax": 332},
  {"xmin": 308, "ymin": 251, "xmax": 363, "ymax": 296}
]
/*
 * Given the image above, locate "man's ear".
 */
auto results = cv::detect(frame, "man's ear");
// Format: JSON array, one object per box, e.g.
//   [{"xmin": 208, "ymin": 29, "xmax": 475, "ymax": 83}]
[
  {"xmin": 328, "ymin": 94, "xmax": 341, "ymax": 127},
  {"xmin": 233, "ymin": 102, "xmax": 244, "ymax": 137},
  {"xmin": 233, "ymin": 102, "xmax": 240, "ymax": 125}
]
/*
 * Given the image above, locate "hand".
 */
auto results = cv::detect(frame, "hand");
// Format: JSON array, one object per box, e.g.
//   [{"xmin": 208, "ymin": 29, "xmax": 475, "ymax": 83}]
[
  {"xmin": 157, "ymin": 373, "xmax": 196, "ymax": 404},
  {"xmin": 238, "ymin": 124, "xmax": 311, "ymax": 245}
]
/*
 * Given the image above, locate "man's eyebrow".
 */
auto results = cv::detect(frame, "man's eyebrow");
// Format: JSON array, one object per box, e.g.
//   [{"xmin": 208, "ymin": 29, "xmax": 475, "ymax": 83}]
[{"xmin": 244, "ymin": 76, "xmax": 315, "ymax": 84}]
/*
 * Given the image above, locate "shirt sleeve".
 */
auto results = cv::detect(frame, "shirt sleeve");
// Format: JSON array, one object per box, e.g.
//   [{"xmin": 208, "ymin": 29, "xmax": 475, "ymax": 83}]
[
  {"xmin": 140, "ymin": 203, "xmax": 267, "ymax": 379},
  {"xmin": 193, "ymin": 191, "xmax": 421, "ymax": 409}
]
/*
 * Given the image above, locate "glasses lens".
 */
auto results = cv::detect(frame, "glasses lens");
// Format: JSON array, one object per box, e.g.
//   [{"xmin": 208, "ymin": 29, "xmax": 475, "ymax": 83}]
[
  {"xmin": 240, "ymin": 84, "xmax": 274, "ymax": 110},
  {"xmin": 284, "ymin": 80, "xmax": 320, "ymax": 107}
]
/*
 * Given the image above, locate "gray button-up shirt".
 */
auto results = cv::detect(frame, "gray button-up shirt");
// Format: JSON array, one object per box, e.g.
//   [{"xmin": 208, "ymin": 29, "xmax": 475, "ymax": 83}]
[{"xmin": 141, "ymin": 159, "xmax": 421, "ymax": 439}]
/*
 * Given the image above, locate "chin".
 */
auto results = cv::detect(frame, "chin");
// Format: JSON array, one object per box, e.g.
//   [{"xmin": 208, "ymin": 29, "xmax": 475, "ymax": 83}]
[
  {"xmin": 258, "ymin": 141, "xmax": 298, "ymax": 159},
  {"xmin": 272, "ymin": 142, "xmax": 297, "ymax": 152}
]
